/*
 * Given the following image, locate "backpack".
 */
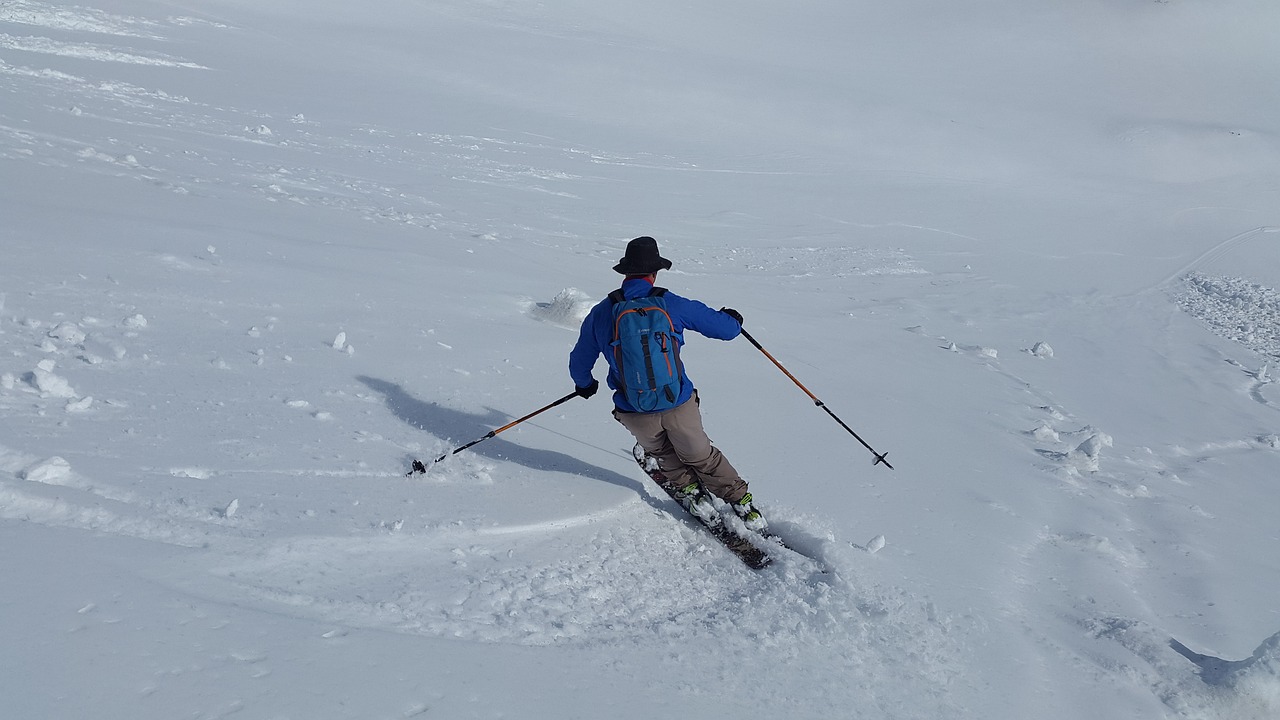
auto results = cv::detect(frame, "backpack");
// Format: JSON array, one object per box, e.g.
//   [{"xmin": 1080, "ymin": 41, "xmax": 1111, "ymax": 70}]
[{"xmin": 609, "ymin": 287, "xmax": 686, "ymax": 412}]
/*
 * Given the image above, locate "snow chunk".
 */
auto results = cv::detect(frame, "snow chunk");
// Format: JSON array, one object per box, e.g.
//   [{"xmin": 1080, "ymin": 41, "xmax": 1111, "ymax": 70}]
[
  {"xmin": 530, "ymin": 288, "xmax": 594, "ymax": 328},
  {"xmin": 19, "ymin": 456, "xmax": 73, "ymax": 484},
  {"xmin": 1028, "ymin": 341, "xmax": 1054, "ymax": 358},
  {"xmin": 123, "ymin": 313, "xmax": 148, "ymax": 329},
  {"xmin": 81, "ymin": 335, "xmax": 127, "ymax": 361},
  {"xmin": 1030, "ymin": 423, "xmax": 1060, "ymax": 443},
  {"xmin": 26, "ymin": 362, "xmax": 78, "ymax": 398},
  {"xmin": 1256, "ymin": 363, "xmax": 1272, "ymax": 383},
  {"xmin": 1037, "ymin": 430, "xmax": 1116, "ymax": 475},
  {"xmin": 1068, "ymin": 432, "xmax": 1113, "ymax": 473},
  {"xmin": 47, "ymin": 322, "xmax": 86, "ymax": 344},
  {"xmin": 66, "ymin": 396, "xmax": 94, "ymax": 413},
  {"xmin": 222, "ymin": 498, "xmax": 239, "ymax": 518}
]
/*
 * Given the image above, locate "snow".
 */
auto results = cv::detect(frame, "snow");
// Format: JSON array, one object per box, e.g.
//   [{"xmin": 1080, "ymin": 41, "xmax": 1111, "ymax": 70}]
[
  {"xmin": 2, "ymin": 0, "xmax": 1279, "ymax": 718},
  {"xmin": 530, "ymin": 287, "xmax": 595, "ymax": 328},
  {"xmin": 1179, "ymin": 273, "xmax": 1280, "ymax": 358},
  {"xmin": 26, "ymin": 359, "xmax": 77, "ymax": 398}
]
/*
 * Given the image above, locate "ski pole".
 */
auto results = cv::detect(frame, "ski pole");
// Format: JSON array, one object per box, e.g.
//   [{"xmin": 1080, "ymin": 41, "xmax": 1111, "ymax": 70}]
[
  {"xmin": 407, "ymin": 390, "xmax": 581, "ymax": 475},
  {"xmin": 739, "ymin": 328, "xmax": 894, "ymax": 470}
]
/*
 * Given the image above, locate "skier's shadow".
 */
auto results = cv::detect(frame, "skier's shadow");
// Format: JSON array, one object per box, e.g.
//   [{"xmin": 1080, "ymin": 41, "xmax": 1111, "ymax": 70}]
[{"xmin": 357, "ymin": 376, "xmax": 655, "ymax": 501}]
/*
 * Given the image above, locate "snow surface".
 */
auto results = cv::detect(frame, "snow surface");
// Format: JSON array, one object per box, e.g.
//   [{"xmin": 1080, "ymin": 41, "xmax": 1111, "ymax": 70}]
[{"xmin": 3, "ymin": 1, "xmax": 1280, "ymax": 718}]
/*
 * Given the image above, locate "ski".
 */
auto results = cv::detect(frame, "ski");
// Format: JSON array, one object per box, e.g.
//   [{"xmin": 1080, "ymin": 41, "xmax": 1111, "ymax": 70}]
[{"xmin": 631, "ymin": 444, "xmax": 781, "ymax": 570}]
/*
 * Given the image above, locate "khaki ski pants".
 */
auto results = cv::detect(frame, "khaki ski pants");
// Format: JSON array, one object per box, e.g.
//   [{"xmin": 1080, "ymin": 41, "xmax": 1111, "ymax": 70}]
[{"xmin": 613, "ymin": 392, "xmax": 748, "ymax": 503}]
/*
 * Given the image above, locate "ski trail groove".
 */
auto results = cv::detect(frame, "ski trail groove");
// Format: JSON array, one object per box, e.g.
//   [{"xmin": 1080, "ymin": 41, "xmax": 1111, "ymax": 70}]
[{"xmin": 1133, "ymin": 226, "xmax": 1279, "ymax": 298}]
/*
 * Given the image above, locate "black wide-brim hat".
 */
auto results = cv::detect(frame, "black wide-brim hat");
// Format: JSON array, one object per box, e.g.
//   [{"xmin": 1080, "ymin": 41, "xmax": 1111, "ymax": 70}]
[{"xmin": 613, "ymin": 236, "xmax": 673, "ymax": 275}]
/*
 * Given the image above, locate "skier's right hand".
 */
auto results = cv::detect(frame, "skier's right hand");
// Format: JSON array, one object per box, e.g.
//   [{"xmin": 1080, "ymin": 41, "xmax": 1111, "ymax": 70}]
[
  {"xmin": 575, "ymin": 379, "xmax": 599, "ymax": 399},
  {"xmin": 720, "ymin": 307, "xmax": 743, "ymax": 326}
]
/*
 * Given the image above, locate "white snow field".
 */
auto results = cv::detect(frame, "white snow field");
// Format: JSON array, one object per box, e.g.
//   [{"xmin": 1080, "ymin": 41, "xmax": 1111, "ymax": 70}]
[{"xmin": 3, "ymin": 1, "xmax": 1279, "ymax": 718}]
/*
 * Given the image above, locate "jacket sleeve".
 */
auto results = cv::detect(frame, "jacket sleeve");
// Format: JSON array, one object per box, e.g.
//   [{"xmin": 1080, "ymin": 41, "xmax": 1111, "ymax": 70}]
[
  {"xmin": 569, "ymin": 303, "xmax": 606, "ymax": 387},
  {"xmin": 671, "ymin": 294, "xmax": 741, "ymax": 341}
]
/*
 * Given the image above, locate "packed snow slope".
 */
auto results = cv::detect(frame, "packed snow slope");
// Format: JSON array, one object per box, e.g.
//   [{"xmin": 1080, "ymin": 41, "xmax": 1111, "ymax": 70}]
[{"xmin": 3, "ymin": 1, "xmax": 1280, "ymax": 718}]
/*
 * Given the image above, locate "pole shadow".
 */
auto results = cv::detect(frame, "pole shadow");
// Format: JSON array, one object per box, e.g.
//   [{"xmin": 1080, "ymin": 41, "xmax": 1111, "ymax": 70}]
[{"xmin": 357, "ymin": 376, "xmax": 656, "ymax": 502}]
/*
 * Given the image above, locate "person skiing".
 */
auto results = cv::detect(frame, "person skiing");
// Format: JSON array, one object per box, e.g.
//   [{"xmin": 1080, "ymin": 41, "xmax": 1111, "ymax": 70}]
[{"xmin": 569, "ymin": 236, "xmax": 766, "ymax": 530}]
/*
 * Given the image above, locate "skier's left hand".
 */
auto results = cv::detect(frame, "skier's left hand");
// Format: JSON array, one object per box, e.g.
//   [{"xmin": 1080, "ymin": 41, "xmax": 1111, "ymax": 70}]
[{"xmin": 720, "ymin": 307, "xmax": 743, "ymax": 326}]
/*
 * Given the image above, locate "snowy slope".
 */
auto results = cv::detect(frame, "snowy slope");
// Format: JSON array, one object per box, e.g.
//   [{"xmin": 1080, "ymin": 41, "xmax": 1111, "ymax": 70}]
[{"xmin": 3, "ymin": 1, "xmax": 1280, "ymax": 718}]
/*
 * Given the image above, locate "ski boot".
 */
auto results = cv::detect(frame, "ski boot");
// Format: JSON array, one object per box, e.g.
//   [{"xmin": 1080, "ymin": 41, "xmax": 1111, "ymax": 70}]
[
  {"xmin": 733, "ymin": 492, "xmax": 768, "ymax": 532},
  {"xmin": 673, "ymin": 481, "xmax": 722, "ymax": 528}
]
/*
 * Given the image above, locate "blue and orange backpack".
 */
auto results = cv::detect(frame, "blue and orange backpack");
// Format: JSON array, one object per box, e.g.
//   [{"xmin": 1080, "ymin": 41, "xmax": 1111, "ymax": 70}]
[{"xmin": 609, "ymin": 287, "xmax": 686, "ymax": 412}]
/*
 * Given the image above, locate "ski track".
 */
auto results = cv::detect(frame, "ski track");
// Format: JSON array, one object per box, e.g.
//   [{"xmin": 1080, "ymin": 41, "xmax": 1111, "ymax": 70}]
[
  {"xmin": 0, "ymin": 445, "xmax": 238, "ymax": 547},
  {"xmin": 910, "ymin": 299, "xmax": 1280, "ymax": 717},
  {"xmin": 204, "ymin": 510, "xmax": 970, "ymax": 716},
  {"xmin": 1146, "ymin": 227, "xmax": 1280, "ymax": 297},
  {"xmin": 0, "ymin": 0, "xmax": 166, "ymax": 39}
]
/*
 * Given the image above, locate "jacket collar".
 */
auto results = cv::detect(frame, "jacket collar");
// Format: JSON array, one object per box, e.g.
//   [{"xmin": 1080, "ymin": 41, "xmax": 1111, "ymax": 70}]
[{"xmin": 620, "ymin": 276, "xmax": 656, "ymax": 299}]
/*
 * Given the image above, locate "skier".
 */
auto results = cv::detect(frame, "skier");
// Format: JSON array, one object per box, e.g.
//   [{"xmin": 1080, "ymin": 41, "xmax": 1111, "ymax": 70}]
[{"xmin": 569, "ymin": 236, "xmax": 766, "ymax": 530}]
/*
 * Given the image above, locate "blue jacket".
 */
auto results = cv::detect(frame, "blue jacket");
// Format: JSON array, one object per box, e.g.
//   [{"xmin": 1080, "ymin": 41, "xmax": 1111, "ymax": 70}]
[{"xmin": 570, "ymin": 278, "xmax": 741, "ymax": 412}]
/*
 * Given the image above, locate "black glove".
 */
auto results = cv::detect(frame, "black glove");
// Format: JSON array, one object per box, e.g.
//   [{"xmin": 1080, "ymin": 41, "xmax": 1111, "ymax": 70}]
[
  {"xmin": 720, "ymin": 307, "xmax": 743, "ymax": 326},
  {"xmin": 575, "ymin": 379, "xmax": 599, "ymax": 399}
]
